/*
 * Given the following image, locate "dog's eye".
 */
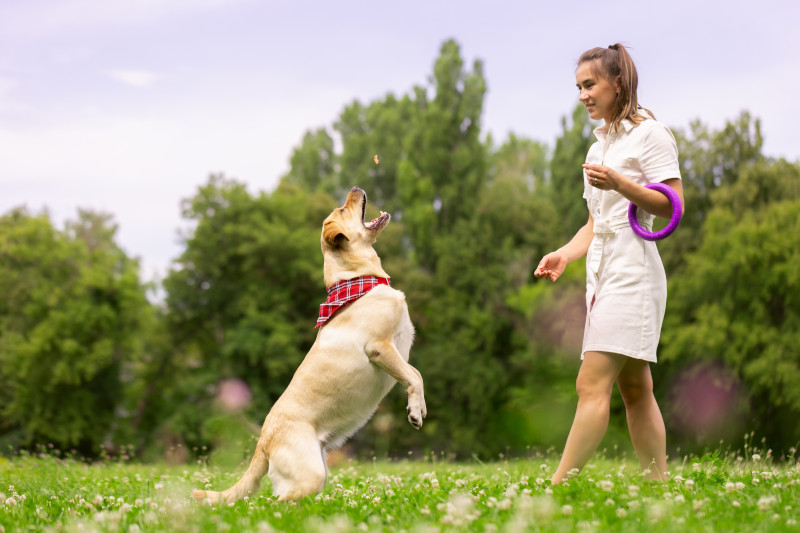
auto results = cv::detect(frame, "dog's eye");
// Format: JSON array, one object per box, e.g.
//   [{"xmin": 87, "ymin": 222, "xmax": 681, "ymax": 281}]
[{"xmin": 339, "ymin": 209, "xmax": 344, "ymax": 214}]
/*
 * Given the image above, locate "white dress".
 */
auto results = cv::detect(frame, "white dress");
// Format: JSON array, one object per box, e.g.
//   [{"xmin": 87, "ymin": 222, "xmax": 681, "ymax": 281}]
[{"xmin": 581, "ymin": 115, "xmax": 681, "ymax": 363}]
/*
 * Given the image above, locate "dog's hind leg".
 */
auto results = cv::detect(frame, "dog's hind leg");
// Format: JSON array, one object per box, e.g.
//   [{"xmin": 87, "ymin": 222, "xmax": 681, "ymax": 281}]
[
  {"xmin": 192, "ymin": 438, "xmax": 270, "ymax": 505},
  {"xmin": 268, "ymin": 424, "xmax": 327, "ymax": 502}
]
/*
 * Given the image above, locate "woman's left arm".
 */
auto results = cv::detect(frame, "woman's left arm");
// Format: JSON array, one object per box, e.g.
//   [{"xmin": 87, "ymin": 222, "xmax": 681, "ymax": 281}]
[{"xmin": 582, "ymin": 167, "xmax": 684, "ymax": 220}]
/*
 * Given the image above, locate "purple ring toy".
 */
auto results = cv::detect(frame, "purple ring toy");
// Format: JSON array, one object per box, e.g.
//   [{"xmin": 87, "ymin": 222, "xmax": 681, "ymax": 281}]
[{"xmin": 627, "ymin": 182, "xmax": 682, "ymax": 241}]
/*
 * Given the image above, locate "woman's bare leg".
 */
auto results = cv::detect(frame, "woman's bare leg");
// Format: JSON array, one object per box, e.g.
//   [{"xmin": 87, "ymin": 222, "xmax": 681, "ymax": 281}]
[
  {"xmin": 550, "ymin": 351, "xmax": 627, "ymax": 484},
  {"xmin": 616, "ymin": 358, "xmax": 667, "ymax": 480}
]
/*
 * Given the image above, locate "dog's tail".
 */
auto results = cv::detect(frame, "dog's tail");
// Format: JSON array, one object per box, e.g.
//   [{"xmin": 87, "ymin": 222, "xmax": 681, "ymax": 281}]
[{"xmin": 192, "ymin": 447, "xmax": 269, "ymax": 505}]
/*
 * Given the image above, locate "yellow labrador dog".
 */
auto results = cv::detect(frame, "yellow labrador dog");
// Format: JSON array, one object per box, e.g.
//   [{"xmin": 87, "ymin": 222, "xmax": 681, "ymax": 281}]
[{"xmin": 192, "ymin": 186, "xmax": 426, "ymax": 503}]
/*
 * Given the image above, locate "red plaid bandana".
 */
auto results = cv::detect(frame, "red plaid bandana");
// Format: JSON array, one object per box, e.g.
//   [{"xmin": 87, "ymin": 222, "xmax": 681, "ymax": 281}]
[{"xmin": 316, "ymin": 276, "xmax": 390, "ymax": 328}]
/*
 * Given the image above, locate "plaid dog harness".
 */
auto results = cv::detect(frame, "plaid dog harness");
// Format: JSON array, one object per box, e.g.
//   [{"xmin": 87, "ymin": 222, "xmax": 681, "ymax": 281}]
[{"xmin": 316, "ymin": 276, "xmax": 391, "ymax": 328}]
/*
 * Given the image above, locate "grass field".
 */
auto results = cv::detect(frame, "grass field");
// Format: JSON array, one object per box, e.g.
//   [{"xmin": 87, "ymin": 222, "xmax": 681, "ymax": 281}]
[{"xmin": 1, "ymin": 442, "xmax": 798, "ymax": 532}]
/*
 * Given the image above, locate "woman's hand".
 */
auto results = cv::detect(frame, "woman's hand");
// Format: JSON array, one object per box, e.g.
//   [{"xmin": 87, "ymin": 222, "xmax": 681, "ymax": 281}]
[
  {"xmin": 534, "ymin": 251, "xmax": 568, "ymax": 282},
  {"xmin": 582, "ymin": 163, "xmax": 624, "ymax": 190}
]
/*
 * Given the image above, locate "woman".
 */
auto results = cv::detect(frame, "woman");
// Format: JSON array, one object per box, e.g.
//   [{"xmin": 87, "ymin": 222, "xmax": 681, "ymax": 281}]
[{"xmin": 534, "ymin": 43, "xmax": 684, "ymax": 484}]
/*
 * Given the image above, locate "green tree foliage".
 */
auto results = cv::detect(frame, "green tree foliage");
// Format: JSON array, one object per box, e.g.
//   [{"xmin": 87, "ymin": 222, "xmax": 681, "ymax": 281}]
[
  {"xmin": 660, "ymin": 199, "xmax": 800, "ymax": 446},
  {"xmin": 335, "ymin": 95, "xmax": 416, "ymax": 214},
  {"xmin": 156, "ymin": 175, "xmax": 337, "ymax": 451},
  {"xmin": 660, "ymin": 111, "xmax": 765, "ymax": 272},
  {"xmin": 398, "ymin": 39, "xmax": 487, "ymax": 270},
  {"xmin": 0, "ymin": 209, "xmax": 148, "ymax": 453},
  {"xmin": 548, "ymin": 103, "xmax": 595, "ymax": 239},
  {"xmin": 282, "ymin": 128, "xmax": 337, "ymax": 195}
]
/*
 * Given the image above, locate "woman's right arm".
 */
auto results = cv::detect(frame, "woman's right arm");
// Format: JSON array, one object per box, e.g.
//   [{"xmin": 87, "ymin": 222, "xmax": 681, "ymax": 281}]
[{"xmin": 534, "ymin": 213, "xmax": 595, "ymax": 282}]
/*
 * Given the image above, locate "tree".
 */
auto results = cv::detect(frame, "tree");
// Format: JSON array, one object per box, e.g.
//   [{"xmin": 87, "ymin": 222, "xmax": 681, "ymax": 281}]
[
  {"xmin": 660, "ymin": 198, "xmax": 800, "ymax": 448},
  {"xmin": 660, "ymin": 111, "xmax": 765, "ymax": 273},
  {"xmin": 548, "ymin": 103, "xmax": 595, "ymax": 240},
  {"xmin": 0, "ymin": 209, "xmax": 148, "ymax": 453},
  {"xmin": 282, "ymin": 128, "xmax": 337, "ymax": 195},
  {"xmin": 397, "ymin": 39, "xmax": 487, "ymax": 270},
  {"xmin": 335, "ymin": 95, "xmax": 416, "ymax": 214},
  {"xmin": 158, "ymin": 175, "xmax": 338, "ymax": 452}
]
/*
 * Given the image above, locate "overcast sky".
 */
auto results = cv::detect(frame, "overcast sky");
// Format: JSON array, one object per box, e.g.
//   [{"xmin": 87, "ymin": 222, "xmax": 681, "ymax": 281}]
[{"xmin": 1, "ymin": 0, "xmax": 797, "ymax": 284}]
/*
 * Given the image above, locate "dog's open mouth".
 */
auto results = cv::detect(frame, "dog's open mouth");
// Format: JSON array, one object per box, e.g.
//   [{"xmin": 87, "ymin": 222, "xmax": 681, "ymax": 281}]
[{"xmin": 360, "ymin": 192, "xmax": 390, "ymax": 231}]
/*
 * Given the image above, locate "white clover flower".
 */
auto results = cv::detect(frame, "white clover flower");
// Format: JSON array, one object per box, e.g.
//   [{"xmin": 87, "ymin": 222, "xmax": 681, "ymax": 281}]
[
  {"xmin": 561, "ymin": 504, "xmax": 573, "ymax": 515},
  {"xmin": 735, "ymin": 482, "xmax": 745, "ymax": 490},
  {"xmin": 674, "ymin": 494, "xmax": 686, "ymax": 504},
  {"xmin": 616, "ymin": 508, "xmax": 627, "ymax": 518},
  {"xmin": 539, "ymin": 464, "xmax": 550, "ymax": 472},
  {"xmin": 673, "ymin": 475, "xmax": 684, "ymax": 484},
  {"xmin": 597, "ymin": 480, "xmax": 614, "ymax": 492},
  {"xmin": 648, "ymin": 502, "xmax": 667, "ymax": 522},
  {"xmin": 498, "ymin": 499, "xmax": 512, "ymax": 511},
  {"xmin": 685, "ymin": 479, "xmax": 695, "ymax": 488},
  {"xmin": 732, "ymin": 500, "xmax": 740, "ymax": 507},
  {"xmin": 725, "ymin": 482, "xmax": 735, "ymax": 493},
  {"xmin": 692, "ymin": 463, "xmax": 701, "ymax": 472},
  {"xmin": 628, "ymin": 500, "xmax": 641, "ymax": 510},
  {"xmin": 752, "ymin": 454, "xmax": 762, "ymax": 461},
  {"xmin": 420, "ymin": 507, "xmax": 430, "ymax": 515},
  {"xmin": 604, "ymin": 498, "xmax": 615, "ymax": 506},
  {"xmin": 5, "ymin": 497, "xmax": 16, "ymax": 507},
  {"xmin": 455, "ymin": 479, "xmax": 467, "ymax": 488},
  {"xmin": 757, "ymin": 495, "xmax": 777, "ymax": 511}
]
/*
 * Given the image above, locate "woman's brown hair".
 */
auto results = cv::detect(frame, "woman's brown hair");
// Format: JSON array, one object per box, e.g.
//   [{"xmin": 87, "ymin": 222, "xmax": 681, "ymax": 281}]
[{"xmin": 578, "ymin": 43, "xmax": 654, "ymax": 132}]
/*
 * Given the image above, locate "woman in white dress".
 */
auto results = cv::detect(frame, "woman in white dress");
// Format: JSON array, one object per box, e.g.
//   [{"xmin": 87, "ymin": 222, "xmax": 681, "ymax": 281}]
[{"xmin": 534, "ymin": 43, "xmax": 685, "ymax": 484}]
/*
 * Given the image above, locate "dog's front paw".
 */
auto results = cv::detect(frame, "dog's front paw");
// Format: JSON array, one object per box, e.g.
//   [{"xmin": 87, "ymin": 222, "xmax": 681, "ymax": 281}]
[{"xmin": 407, "ymin": 402, "xmax": 425, "ymax": 430}]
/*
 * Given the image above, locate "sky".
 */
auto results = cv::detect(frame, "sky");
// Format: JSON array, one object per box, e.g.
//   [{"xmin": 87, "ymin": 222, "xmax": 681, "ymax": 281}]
[{"xmin": 1, "ymin": 0, "xmax": 798, "ymax": 286}]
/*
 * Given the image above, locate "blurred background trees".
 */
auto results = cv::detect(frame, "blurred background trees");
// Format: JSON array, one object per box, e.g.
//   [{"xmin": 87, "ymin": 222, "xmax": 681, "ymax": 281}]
[{"xmin": 2, "ymin": 39, "xmax": 799, "ymax": 461}]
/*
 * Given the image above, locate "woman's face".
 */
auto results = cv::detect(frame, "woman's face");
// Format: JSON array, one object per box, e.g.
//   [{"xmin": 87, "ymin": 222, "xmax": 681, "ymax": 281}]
[{"xmin": 576, "ymin": 60, "xmax": 619, "ymax": 125}]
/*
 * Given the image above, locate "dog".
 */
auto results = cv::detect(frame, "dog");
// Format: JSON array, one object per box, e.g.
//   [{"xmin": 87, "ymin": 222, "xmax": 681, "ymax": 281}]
[{"xmin": 192, "ymin": 186, "xmax": 426, "ymax": 503}]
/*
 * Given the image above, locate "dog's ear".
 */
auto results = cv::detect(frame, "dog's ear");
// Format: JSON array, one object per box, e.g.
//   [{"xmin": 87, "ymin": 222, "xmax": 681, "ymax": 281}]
[{"xmin": 322, "ymin": 220, "xmax": 349, "ymax": 246}]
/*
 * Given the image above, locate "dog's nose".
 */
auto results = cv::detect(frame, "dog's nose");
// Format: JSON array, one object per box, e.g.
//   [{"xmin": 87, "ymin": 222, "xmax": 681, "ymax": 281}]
[{"xmin": 350, "ymin": 186, "xmax": 363, "ymax": 194}]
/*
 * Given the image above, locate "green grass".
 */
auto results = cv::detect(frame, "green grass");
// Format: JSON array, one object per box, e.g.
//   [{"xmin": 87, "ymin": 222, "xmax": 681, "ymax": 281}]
[{"xmin": 1, "ymin": 446, "xmax": 798, "ymax": 532}]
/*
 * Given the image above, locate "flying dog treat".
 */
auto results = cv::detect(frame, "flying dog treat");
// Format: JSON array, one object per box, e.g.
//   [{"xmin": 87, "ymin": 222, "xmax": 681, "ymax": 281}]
[{"xmin": 374, "ymin": 154, "xmax": 379, "ymax": 165}]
